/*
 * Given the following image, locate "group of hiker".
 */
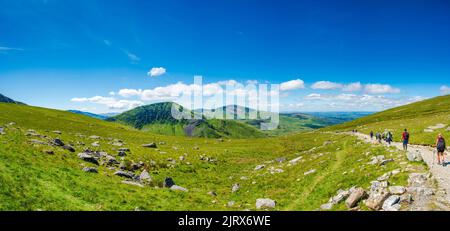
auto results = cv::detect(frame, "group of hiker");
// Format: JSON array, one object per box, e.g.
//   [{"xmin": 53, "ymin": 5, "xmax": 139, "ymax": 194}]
[{"xmin": 366, "ymin": 129, "xmax": 447, "ymax": 166}]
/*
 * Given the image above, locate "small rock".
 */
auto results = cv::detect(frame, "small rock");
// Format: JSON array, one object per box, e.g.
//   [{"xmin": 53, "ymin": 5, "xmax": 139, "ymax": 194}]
[
  {"xmin": 53, "ymin": 138, "xmax": 65, "ymax": 146},
  {"xmin": 365, "ymin": 189, "xmax": 390, "ymax": 210},
  {"xmin": 304, "ymin": 169, "xmax": 316, "ymax": 176},
  {"xmin": 118, "ymin": 148, "xmax": 130, "ymax": 152},
  {"xmin": 254, "ymin": 165, "xmax": 265, "ymax": 171},
  {"xmin": 227, "ymin": 201, "xmax": 235, "ymax": 207},
  {"xmin": 89, "ymin": 135, "xmax": 100, "ymax": 139},
  {"xmin": 52, "ymin": 131, "xmax": 62, "ymax": 134},
  {"xmin": 142, "ymin": 143, "xmax": 157, "ymax": 148},
  {"xmin": 62, "ymin": 145, "xmax": 75, "ymax": 152},
  {"xmin": 82, "ymin": 167, "xmax": 98, "ymax": 173},
  {"xmin": 256, "ymin": 198, "xmax": 276, "ymax": 209},
  {"xmin": 232, "ymin": 183, "xmax": 240, "ymax": 193},
  {"xmin": 345, "ymin": 188, "xmax": 367, "ymax": 208},
  {"xmin": 29, "ymin": 139, "xmax": 48, "ymax": 145},
  {"xmin": 139, "ymin": 170, "xmax": 152, "ymax": 184},
  {"xmin": 114, "ymin": 171, "xmax": 135, "ymax": 179},
  {"xmin": 382, "ymin": 195, "xmax": 400, "ymax": 211},
  {"xmin": 117, "ymin": 151, "xmax": 127, "ymax": 156},
  {"xmin": 407, "ymin": 151, "xmax": 423, "ymax": 162},
  {"xmin": 163, "ymin": 177, "xmax": 176, "ymax": 188},
  {"xmin": 91, "ymin": 141, "xmax": 100, "ymax": 147},
  {"xmin": 289, "ymin": 156, "xmax": 303, "ymax": 164},
  {"xmin": 320, "ymin": 203, "xmax": 333, "ymax": 210},
  {"xmin": 77, "ymin": 153, "xmax": 99, "ymax": 165},
  {"xmin": 275, "ymin": 157, "xmax": 286, "ymax": 163},
  {"xmin": 170, "ymin": 185, "xmax": 188, "ymax": 192},
  {"xmin": 208, "ymin": 191, "xmax": 217, "ymax": 196},
  {"xmin": 389, "ymin": 186, "xmax": 406, "ymax": 195}
]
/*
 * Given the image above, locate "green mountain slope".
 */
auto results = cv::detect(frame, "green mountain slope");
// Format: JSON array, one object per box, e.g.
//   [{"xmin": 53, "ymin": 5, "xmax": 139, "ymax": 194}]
[
  {"xmin": 107, "ymin": 102, "xmax": 266, "ymax": 138},
  {"xmin": 199, "ymin": 105, "xmax": 344, "ymax": 136},
  {"xmin": 326, "ymin": 95, "xmax": 450, "ymax": 145},
  {"xmin": 0, "ymin": 102, "xmax": 410, "ymax": 211},
  {"xmin": 68, "ymin": 110, "xmax": 109, "ymax": 120},
  {"xmin": 0, "ymin": 93, "xmax": 25, "ymax": 105}
]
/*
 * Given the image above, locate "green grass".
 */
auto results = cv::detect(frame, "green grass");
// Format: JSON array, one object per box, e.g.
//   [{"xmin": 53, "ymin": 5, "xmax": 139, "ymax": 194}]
[
  {"xmin": 325, "ymin": 95, "xmax": 450, "ymax": 145},
  {"xmin": 0, "ymin": 103, "xmax": 409, "ymax": 211}
]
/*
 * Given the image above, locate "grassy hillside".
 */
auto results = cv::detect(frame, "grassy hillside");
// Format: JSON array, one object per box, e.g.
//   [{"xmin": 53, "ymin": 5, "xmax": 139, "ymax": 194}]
[
  {"xmin": 200, "ymin": 105, "xmax": 344, "ymax": 136},
  {"xmin": 0, "ymin": 102, "xmax": 410, "ymax": 211},
  {"xmin": 108, "ymin": 102, "xmax": 266, "ymax": 138},
  {"xmin": 326, "ymin": 95, "xmax": 450, "ymax": 145}
]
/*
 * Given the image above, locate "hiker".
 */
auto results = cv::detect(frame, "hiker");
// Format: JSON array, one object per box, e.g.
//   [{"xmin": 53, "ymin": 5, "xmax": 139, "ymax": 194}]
[
  {"xmin": 436, "ymin": 134, "xmax": 446, "ymax": 165},
  {"xmin": 386, "ymin": 131, "xmax": 393, "ymax": 145},
  {"xmin": 376, "ymin": 132, "xmax": 381, "ymax": 143},
  {"xmin": 370, "ymin": 131, "xmax": 374, "ymax": 140},
  {"xmin": 402, "ymin": 129, "xmax": 410, "ymax": 151}
]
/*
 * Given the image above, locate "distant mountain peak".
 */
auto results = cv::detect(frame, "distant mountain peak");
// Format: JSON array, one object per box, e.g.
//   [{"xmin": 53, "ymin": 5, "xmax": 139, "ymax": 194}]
[{"xmin": 0, "ymin": 93, "xmax": 26, "ymax": 105}]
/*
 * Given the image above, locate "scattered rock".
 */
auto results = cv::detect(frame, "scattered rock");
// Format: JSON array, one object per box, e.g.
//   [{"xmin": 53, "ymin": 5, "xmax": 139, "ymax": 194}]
[
  {"xmin": 345, "ymin": 188, "xmax": 367, "ymax": 208},
  {"xmin": 227, "ymin": 201, "xmax": 235, "ymax": 207},
  {"xmin": 139, "ymin": 170, "xmax": 152, "ymax": 184},
  {"xmin": 377, "ymin": 172, "xmax": 391, "ymax": 181},
  {"xmin": 62, "ymin": 145, "xmax": 75, "ymax": 152},
  {"xmin": 163, "ymin": 177, "xmax": 176, "ymax": 188},
  {"xmin": 77, "ymin": 153, "xmax": 99, "ymax": 165},
  {"xmin": 406, "ymin": 151, "xmax": 423, "ymax": 162},
  {"xmin": 289, "ymin": 156, "xmax": 303, "ymax": 164},
  {"xmin": 365, "ymin": 189, "xmax": 390, "ymax": 210},
  {"xmin": 111, "ymin": 142, "xmax": 123, "ymax": 147},
  {"xmin": 208, "ymin": 191, "xmax": 217, "ymax": 197},
  {"xmin": 275, "ymin": 157, "xmax": 286, "ymax": 163},
  {"xmin": 52, "ymin": 131, "xmax": 62, "ymax": 134},
  {"xmin": 91, "ymin": 141, "xmax": 100, "ymax": 147},
  {"xmin": 389, "ymin": 186, "xmax": 406, "ymax": 195},
  {"xmin": 330, "ymin": 189, "xmax": 350, "ymax": 204},
  {"xmin": 320, "ymin": 203, "xmax": 334, "ymax": 210},
  {"xmin": 52, "ymin": 138, "xmax": 65, "ymax": 146},
  {"xmin": 382, "ymin": 195, "xmax": 401, "ymax": 211},
  {"xmin": 254, "ymin": 165, "xmax": 265, "ymax": 171},
  {"xmin": 256, "ymin": 198, "xmax": 276, "ymax": 209},
  {"xmin": 89, "ymin": 135, "xmax": 100, "ymax": 139},
  {"xmin": 29, "ymin": 139, "xmax": 48, "ymax": 145},
  {"xmin": 423, "ymin": 129, "xmax": 434, "ymax": 133},
  {"xmin": 114, "ymin": 171, "xmax": 135, "ymax": 179},
  {"xmin": 232, "ymin": 183, "xmax": 240, "ymax": 193},
  {"xmin": 117, "ymin": 151, "xmax": 127, "ymax": 156},
  {"xmin": 82, "ymin": 167, "xmax": 98, "ymax": 173},
  {"xmin": 323, "ymin": 140, "xmax": 333, "ymax": 146},
  {"xmin": 170, "ymin": 185, "xmax": 188, "ymax": 192},
  {"xmin": 118, "ymin": 148, "xmax": 130, "ymax": 152},
  {"xmin": 142, "ymin": 143, "xmax": 157, "ymax": 148},
  {"xmin": 304, "ymin": 169, "xmax": 316, "ymax": 176}
]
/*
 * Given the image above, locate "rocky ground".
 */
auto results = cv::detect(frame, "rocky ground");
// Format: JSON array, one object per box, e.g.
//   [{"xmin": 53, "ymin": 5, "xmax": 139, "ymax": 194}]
[{"xmin": 352, "ymin": 132, "xmax": 450, "ymax": 211}]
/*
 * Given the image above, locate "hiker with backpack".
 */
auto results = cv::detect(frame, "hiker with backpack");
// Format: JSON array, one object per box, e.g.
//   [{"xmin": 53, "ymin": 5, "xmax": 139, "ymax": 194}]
[
  {"xmin": 436, "ymin": 134, "xmax": 446, "ymax": 165},
  {"xmin": 370, "ymin": 131, "xmax": 374, "ymax": 140},
  {"xmin": 402, "ymin": 129, "xmax": 410, "ymax": 151},
  {"xmin": 386, "ymin": 131, "xmax": 393, "ymax": 145}
]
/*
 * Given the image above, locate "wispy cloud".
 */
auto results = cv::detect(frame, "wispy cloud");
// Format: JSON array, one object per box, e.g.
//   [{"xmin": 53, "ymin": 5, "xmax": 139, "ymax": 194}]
[
  {"xmin": 123, "ymin": 50, "xmax": 140, "ymax": 63},
  {"xmin": 0, "ymin": 46, "xmax": 24, "ymax": 54},
  {"xmin": 280, "ymin": 79, "xmax": 305, "ymax": 91},
  {"xmin": 71, "ymin": 96, "xmax": 143, "ymax": 110},
  {"xmin": 364, "ymin": 84, "xmax": 400, "ymax": 94}
]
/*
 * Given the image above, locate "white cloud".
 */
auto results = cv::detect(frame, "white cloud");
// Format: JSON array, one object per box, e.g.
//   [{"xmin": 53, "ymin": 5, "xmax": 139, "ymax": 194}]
[
  {"xmin": 364, "ymin": 84, "xmax": 400, "ymax": 94},
  {"xmin": 280, "ymin": 79, "xmax": 305, "ymax": 91},
  {"xmin": 311, "ymin": 81, "xmax": 343, "ymax": 90},
  {"xmin": 71, "ymin": 96, "xmax": 143, "ymax": 110},
  {"xmin": 148, "ymin": 67, "xmax": 166, "ymax": 77},
  {"xmin": 440, "ymin": 85, "xmax": 450, "ymax": 95},
  {"xmin": 342, "ymin": 82, "xmax": 362, "ymax": 92},
  {"xmin": 118, "ymin": 89, "xmax": 143, "ymax": 97},
  {"xmin": 246, "ymin": 80, "xmax": 259, "ymax": 85},
  {"xmin": 109, "ymin": 91, "xmax": 115, "ymax": 96}
]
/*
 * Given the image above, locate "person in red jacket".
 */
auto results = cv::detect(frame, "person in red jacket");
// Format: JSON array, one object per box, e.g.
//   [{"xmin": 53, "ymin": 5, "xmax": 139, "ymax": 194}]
[{"xmin": 402, "ymin": 129, "xmax": 410, "ymax": 151}]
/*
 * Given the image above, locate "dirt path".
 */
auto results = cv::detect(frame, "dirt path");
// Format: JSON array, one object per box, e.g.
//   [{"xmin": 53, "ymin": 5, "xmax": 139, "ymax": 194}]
[{"xmin": 351, "ymin": 132, "xmax": 450, "ymax": 209}]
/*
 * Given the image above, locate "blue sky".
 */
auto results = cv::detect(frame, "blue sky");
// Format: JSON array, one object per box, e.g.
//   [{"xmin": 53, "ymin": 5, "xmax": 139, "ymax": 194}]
[{"xmin": 1, "ymin": 0, "xmax": 450, "ymax": 113}]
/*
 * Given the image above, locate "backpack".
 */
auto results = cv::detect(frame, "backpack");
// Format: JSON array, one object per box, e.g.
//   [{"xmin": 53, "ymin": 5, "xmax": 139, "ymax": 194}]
[
  {"xmin": 404, "ymin": 132, "xmax": 409, "ymax": 140},
  {"xmin": 437, "ymin": 138, "xmax": 446, "ymax": 150}
]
